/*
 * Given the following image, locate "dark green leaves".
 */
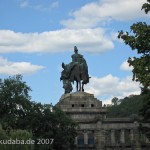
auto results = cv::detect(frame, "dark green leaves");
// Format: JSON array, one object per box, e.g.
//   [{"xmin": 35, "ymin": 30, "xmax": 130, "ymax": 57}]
[
  {"xmin": 141, "ymin": 0, "xmax": 150, "ymax": 14},
  {"xmin": 118, "ymin": 3, "xmax": 150, "ymax": 92},
  {"xmin": 0, "ymin": 75, "xmax": 78, "ymax": 150}
]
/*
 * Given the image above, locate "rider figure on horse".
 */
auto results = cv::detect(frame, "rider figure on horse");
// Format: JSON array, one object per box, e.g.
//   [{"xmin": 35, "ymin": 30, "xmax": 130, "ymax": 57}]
[
  {"xmin": 60, "ymin": 46, "xmax": 89, "ymax": 94},
  {"xmin": 72, "ymin": 46, "xmax": 83, "ymax": 64},
  {"xmin": 72, "ymin": 46, "xmax": 88, "ymax": 75}
]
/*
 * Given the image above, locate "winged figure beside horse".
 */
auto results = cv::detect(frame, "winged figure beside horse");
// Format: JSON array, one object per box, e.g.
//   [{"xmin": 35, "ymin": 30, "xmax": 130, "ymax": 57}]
[{"xmin": 60, "ymin": 46, "xmax": 90, "ymax": 94}]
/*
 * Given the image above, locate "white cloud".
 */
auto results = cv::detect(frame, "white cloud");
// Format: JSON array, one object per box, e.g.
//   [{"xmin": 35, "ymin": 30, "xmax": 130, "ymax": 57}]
[
  {"xmin": 120, "ymin": 60, "xmax": 133, "ymax": 71},
  {"xmin": 61, "ymin": 0, "xmax": 148, "ymax": 29},
  {"xmin": 50, "ymin": 1, "xmax": 59, "ymax": 8},
  {"xmin": 19, "ymin": 0, "xmax": 59, "ymax": 11},
  {"xmin": 0, "ymin": 29, "xmax": 114, "ymax": 54},
  {"xmin": 20, "ymin": 0, "xmax": 29, "ymax": 8},
  {"xmin": 84, "ymin": 74, "xmax": 141, "ymax": 104},
  {"xmin": 0, "ymin": 57, "xmax": 45, "ymax": 75}
]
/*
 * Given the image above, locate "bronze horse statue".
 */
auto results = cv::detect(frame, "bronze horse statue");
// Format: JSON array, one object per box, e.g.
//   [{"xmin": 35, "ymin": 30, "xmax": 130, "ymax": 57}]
[
  {"xmin": 60, "ymin": 46, "xmax": 90, "ymax": 94},
  {"xmin": 60, "ymin": 62, "xmax": 89, "ymax": 93},
  {"xmin": 70, "ymin": 63, "xmax": 89, "ymax": 91}
]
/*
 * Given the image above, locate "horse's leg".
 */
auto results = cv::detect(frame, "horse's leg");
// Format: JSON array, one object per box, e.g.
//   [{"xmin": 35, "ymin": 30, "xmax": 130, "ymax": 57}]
[
  {"xmin": 76, "ymin": 81, "xmax": 78, "ymax": 91},
  {"xmin": 79, "ymin": 80, "xmax": 81, "ymax": 91},
  {"xmin": 82, "ymin": 83, "xmax": 84, "ymax": 92}
]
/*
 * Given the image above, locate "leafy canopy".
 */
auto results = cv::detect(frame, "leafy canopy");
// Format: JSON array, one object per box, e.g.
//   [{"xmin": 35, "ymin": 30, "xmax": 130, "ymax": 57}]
[
  {"xmin": 118, "ymin": 0, "xmax": 150, "ymax": 92},
  {"xmin": 0, "ymin": 75, "xmax": 78, "ymax": 150},
  {"xmin": 117, "ymin": 0, "xmax": 150, "ymax": 139}
]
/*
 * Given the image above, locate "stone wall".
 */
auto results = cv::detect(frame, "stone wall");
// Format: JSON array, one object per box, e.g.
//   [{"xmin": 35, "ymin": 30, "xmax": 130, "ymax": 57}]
[{"xmin": 56, "ymin": 92, "xmax": 150, "ymax": 150}]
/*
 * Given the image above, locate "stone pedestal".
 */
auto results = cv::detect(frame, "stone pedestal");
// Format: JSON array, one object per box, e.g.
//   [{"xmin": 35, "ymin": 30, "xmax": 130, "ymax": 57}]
[
  {"xmin": 56, "ymin": 92, "xmax": 106, "ymax": 123},
  {"xmin": 56, "ymin": 92, "xmax": 107, "ymax": 150},
  {"xmin": 56, "ymin": 92, "xmax": 146, "ymax": 150}
]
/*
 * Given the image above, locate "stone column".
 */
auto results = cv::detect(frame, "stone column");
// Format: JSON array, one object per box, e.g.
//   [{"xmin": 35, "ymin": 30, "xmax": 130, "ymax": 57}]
[
  {"xmin": 94, "ymin": 129, "xmax": 106, "ymax": 150},
  {"xmin": 120, "ymin": 129, "xmax": 125, "ymax": 144},
  {"xmin": 111, "ymin": 129, "xmax": 115, "ymax": 145},
  {"xmin": 84, "ymin": 132, "xmax": 88, "ymax": 145},
  {"xmin": 145, "ymin": 135, "xmax": 149, "ymax": 143},
  {"xmin": 100, "ymin": 129, "xmax": 106, "ymax": 149},
  {"xmin": 94, "ymin": 129, "xmax": 101, "ymax": 150},
  {"xmin": 133, "ymin": 129, "xmax": 141, "ymax": 150},
  {"xmin": 120, "ymin": 129, "xmax": 125, "ymax": 150},
  {"xmin": 74, "ymin": 136, "xmax": 77, "ymax": 145},
  {"xmin": 130, "ymin": 129, "xmax": 134, "ymax": 144}
]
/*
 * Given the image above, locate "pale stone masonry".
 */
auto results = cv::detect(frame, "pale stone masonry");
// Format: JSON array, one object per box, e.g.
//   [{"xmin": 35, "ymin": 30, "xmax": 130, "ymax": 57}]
[{"xmin": 56, "ymin": 92, "xmax": 150, "ymax": 150}]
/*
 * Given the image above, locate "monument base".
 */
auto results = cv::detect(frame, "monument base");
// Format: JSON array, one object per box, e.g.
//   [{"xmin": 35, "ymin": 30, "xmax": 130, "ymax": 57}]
[
  {"xmin": 56, "ymin": 92, "xmax": 146, "ymax": 150},
  {"xmin": 56, "ymin": 91, "xmax": 107, "ymax": 123}
]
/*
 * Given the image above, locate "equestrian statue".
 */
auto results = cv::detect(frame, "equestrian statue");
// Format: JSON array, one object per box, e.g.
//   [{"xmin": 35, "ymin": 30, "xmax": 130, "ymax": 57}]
[{"xmin": 60, "ymin": 46, "xmax": 90, "ymax": 94}]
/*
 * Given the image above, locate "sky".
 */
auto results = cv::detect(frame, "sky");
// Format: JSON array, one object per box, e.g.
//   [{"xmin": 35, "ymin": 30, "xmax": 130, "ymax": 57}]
[{"xmin": 0, "ymin": 0, "xmax": 149, "ymax": 105}]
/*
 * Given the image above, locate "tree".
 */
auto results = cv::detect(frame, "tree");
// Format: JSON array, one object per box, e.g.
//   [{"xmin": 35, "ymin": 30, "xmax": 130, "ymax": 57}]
[
  {"xmin": 139, "ymin": 92, "xmax": 150, "ymax": 121},
  {"xmin": 118, "ymin": 0, "xmax": 150, "ymax": 140},
  {"xmin": 0, "ymin": 124, "xmax": 34, "ymax": 150},
  {"xmin": 118, "ymin": 0, "xmax": 150, "ymax": 93},
  {"xmin": 111, "ymin": 97, "xmax": 119, "ymax": 106},
  {"xmin": 118, "ymin": 1, "xmax": 150, "ymax": 119},
  {"xmin": 107, "ymin": 95, "xmax": 144, "ymax": 118},
  {"xmin": 142, "ymin": 0, "xmax": 150, "ymax": 14},
  {"xmin": 0, "ymin": 74, "xmax": 32, "ymax": 128},
  {"xmin": 0, "ymin": 75, "xmax": 78, "ymax": 149},
  {"xmin": 17, "ymin": 103, "xmax": 78, "ymax": 150}
]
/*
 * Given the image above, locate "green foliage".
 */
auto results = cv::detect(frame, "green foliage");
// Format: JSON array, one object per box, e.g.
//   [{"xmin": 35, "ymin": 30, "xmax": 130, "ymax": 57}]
[
  {"xmin": 139, "ymin": 92, "xmax": 150, "ymax": 121},
  {"xmin": 107, "ymin": 95, "xmax": 146, "ymax": 118},
  {"xmin": 118, "ymin": 22, "xmax": 150, "ymax": 91},
  {"xmin": 107, "ymin": 93, "xmax": 150, "ymax": 142},
  {"xmin": 118, "ymin": 22, "xmax": 150, "ymax": 54},
  {"xmin": 111, "ymin": 97, "xmax": 119, "ymax": 106},
  {"xmin": 141, "ymin": 0, "xmax": 150, "ymax": 14},
  {"xmin": 118, "ymin": 1, "xmax": 150, "ymax": 92},
  {"xmin": 0, "ymin": 75, "xmax": 78, "ymax": 150},
  {"xmin": 0, "ymin": 74, "xmax": 32, "ymax": 128},
  {"xmin": 117, "ymin": 2, "xmax": 150, "ymax": 139},
  {"xmin": 0, "ymin": 124, "xmax": 34, "ymax": 150},
  {"xmin": 17, "ymin": 103, "xmax": 78, "ymax": 150},
  {"xmin": 0, "ymin": 123, "xmax": 8, "ymax": 150},
  {"xmin": 8, "ymin": 129, "xmax": 34, "ymax": 150}
]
